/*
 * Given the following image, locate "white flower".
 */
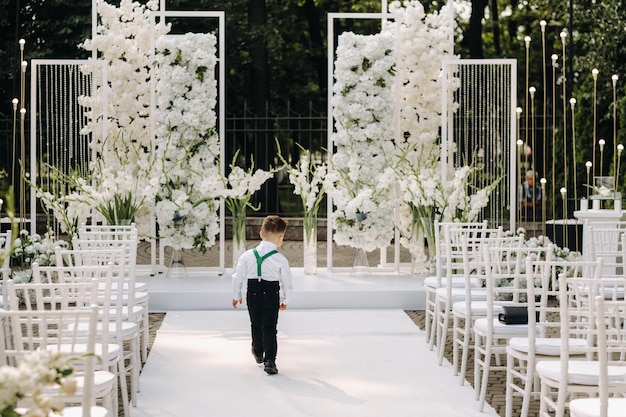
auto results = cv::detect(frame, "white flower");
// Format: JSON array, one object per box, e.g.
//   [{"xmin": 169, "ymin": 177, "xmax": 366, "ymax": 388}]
[{"xmin": 153, "ymin": 33, "xmax": 221, "ymax": 251}]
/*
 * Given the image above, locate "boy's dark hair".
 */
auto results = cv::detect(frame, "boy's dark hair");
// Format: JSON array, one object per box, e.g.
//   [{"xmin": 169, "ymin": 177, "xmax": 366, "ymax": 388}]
[{"xmin": 262, "ymin": 215, "xmax": 288, "ymax": 235}]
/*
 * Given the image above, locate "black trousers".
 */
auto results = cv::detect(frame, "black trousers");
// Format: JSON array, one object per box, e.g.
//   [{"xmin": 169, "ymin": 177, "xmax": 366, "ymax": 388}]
[{"xmin": 246, "ymin": 279, "xmax": 280, "ymax": 362}]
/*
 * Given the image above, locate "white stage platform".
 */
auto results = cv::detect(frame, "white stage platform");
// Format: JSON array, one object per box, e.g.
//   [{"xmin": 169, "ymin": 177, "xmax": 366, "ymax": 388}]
[{"xmin": 136, "ymin": 267, "xmax": 427, "ymax": 312}]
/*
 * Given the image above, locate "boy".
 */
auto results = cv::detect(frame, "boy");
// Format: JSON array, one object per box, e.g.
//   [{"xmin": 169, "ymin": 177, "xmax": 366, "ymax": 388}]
[{"xmin": 232, "ymin": 215, "xmax": 293, "ymax": 375}]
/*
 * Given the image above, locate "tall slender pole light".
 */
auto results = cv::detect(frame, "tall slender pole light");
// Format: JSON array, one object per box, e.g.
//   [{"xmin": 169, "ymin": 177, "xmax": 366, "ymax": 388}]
[
  {"xmin": 551, "ymin": 54, "xmax": 558, "ymax": 229},
  {"xmin": 541, "ymin": 21, "xmax": 547, "ymax": 185},
  {"xmin": 561, "ymin": 187, "xmax": 568, "ymax": 246},
  {"xmin": 529, "ymin": 86, "xmax": 537, "ymax": 221},
  {"xmin": 599, "ymin": 139, "xmax": 606, "ymax": 180},
  {"xmin": 570, "ymin": 98, "xmax": 578, "ymax": 203},
  {"xmin": 19, "ymin": 39, "xmax": 27, "ymax": 224},
  {"xmin": 570, "ymin": 97, "xmax": 578, "ymax": 248},
  {"xmin": 517, "ymin": 137, "xmax": 523, "ymax": 224},
  {"xmin": 612, "ymin": 74, "xmax": 619, "ymax": 191},
  {"xmin": 592, "ymin": 69, "xmax": 599, "ymax": 178},
  {"xmin": 617, "ymin": 144, "xmax": 624, "ymax": 197},
  {"xmin": 524, "ymin": 36, "xmax": 531, "ymax": 168},
  {"xmin": 540, "ymin": 177, "xmax": 547, "ymax": 236},
  {"xmin": 585, "ymin": 161, "xmax": 592, "ymax": 199},
  {"xmin": 560, "ymin": 31, "xmax": 568, "ymax": 210}
]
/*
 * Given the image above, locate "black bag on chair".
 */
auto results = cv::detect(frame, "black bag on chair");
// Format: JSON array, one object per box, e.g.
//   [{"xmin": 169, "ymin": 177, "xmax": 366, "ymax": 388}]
[{"xmin": 498, "ymin": 306, "xmax": 534, "ymax": 325}]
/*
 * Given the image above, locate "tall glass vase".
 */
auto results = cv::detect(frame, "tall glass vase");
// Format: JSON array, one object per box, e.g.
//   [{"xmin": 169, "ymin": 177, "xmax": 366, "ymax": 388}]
[
  {"xmin": 232, "ymin": 211, "xmax": 247, "ymax": 269},
  {"xmin": 420, "ymin": 216, "xmax": 437, "ymax": 274},
  {"xmin": 303, "ymin": 211, "xmax": 317, "ymax": 275},
  {"xmin": 166, "ymin": 247, "xmax": 188, "ymax": 278}
]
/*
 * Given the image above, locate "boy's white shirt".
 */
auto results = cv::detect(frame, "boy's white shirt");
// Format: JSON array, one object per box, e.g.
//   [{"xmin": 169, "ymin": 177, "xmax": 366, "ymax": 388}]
[{"xmin": 232, "ymin": 240, "xmax": 293, "ymax": 305}]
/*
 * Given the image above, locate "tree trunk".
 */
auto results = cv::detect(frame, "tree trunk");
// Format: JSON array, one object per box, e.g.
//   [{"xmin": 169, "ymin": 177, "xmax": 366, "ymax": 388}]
[
  {"xmin": 490, "ymin": 0, "xmax": 501, "ymax": 56},
  {"xmin": 248, "ymin": 0, "xmax": 269, "ymax": 112},
  {"xmin": 302, "ymin": 0, "xmax": 327, "ymax": 94},
  {"xmin": 463, "ymin": 0, "xmax": 488, "ymax": 58}
]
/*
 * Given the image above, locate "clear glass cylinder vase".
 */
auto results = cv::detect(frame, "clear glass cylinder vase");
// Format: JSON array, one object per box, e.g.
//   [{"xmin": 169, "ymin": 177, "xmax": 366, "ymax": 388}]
[
  {"xmin": 303, "ymin": 212, "xmax": 317, "ymax": 275},
  {"xmin": 232, "ymin": 211, "xmax": 247, "ymax": 269},
  {"xmin": 166, "ymin": 247, "xmax": 188, "ymax": 278},
  {"xmin": 420, "ymin": 217, "xmax": 437, "ymax": 274}
]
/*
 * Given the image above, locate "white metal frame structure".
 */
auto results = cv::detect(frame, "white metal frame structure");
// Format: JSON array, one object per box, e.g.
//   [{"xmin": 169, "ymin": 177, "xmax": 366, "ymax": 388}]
[
  {"xmin": 441, "ymin": 59, "xmax": 518, "ymax": 230},
  {"xmin": 29, "ymin": 59, "xmax": 106, "ymax": 237},
  {"xmin": 148, "ymin": 4, "xmax": 227, "ymax": 274},
  {"xmin": 326, "ymin": 11, "xmax": 399, "ymax": 273}
]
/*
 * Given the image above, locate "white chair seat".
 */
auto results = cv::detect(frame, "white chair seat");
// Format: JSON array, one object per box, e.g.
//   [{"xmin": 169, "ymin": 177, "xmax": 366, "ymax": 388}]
[
  {"xmin": 425, "ymin": 275, "xmax": 481, "ymax": 289},
  {"xmin": 536, "ymin": 360, "xmax": 626, "ymax": 385},
  {"xmin": 53, "ymin": 406, "xmax": 110, "ymax": 417},
  {"xmin": 436, "ymin": 287, "xmax": 487, "ymax": 302},
  {"xmin": 452, "ymin": 301, "xmax": 503, "ymax": 316},
  {"xmin": 57, "ymin": 342, "xmax": 122, "ymax": 363},
  {"xmin": 474, "ymin": 317, "xmax": 530, "ymax": 335},
  {"xmin": 508, "ymin": 337, "xmax": 588, "ymax": 356},
  {"xmin": 98, "ymin": 280, "xmax": 147, "ymax": 292},
  {"xmin": 570, "ymin": 397, "xmax": 626, "ymax": 417}
]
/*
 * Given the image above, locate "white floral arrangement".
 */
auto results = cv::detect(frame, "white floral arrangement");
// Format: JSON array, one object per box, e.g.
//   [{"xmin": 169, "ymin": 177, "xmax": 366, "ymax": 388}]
[
  {"xmin": 277, "ymin": 142, "xmax": 327, "ymax": 245},
  {"xmin": 78, "ymin": 0, "xmax": 170, "ymax": 237},
  {"xmin": 0, "ymin": 351, "xmax": 77, "ymax": 417},
  {"xmin": 206, "ymin": 152, "xmax": 274, "ymax": 245},
  {"xmin": 382, "ymin": 1, "xmax": 461, "ymax": 258},
  {"xmin": 327, "ymin": 31, "xmax": 397, "ymax": 252},
  {"xmin": 153, "ymin": 33, "xmax": 221, "ymax": 251}
]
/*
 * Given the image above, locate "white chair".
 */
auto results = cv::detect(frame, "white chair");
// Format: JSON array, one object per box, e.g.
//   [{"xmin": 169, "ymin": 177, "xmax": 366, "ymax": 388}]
[
  {"xmin": 424, "ymin": 220, "xmax": 488, "ymax": 349},
  {"xmin": 428, "ymin": 220, "xmax": 489, "ymax": 353},
  {"xmin": 473, "ymin": 242, "xmax": 554, "ymax": 411},
  {"xmin": 569, "ymin": 295, "xmax": 626, "ymax": 417},
  {"xmin": 504, "ymin": 258, "xmax": 604, "ymax": 417},
  {"xmin": 536, "ymin": 274, "xmax": 626, "ymax": 417},
  {"xmin": 584, "ymin": 223, "xmax": 626, "ymax": 277},
  {"xmin": 1, "ymin": 291, "xmax": 112, "ymax": 417},
  {"xmin": 29, "ymin": 262, "xmax": 139, "ymax": 417},
  {"xmin": 0, "ymin": 306, "xmax": 109, "ymax": 417},
  {"xmin": 451, "ymin": 234, "xmax": 524, "ymax": 384},
  {"xmin": 72, "ymin": 231, "xmax": 150, "ymax": 365}
]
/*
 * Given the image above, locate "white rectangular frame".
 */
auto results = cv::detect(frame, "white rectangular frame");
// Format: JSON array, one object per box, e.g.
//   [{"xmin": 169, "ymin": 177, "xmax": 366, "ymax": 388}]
[{"xmin": 441, "ymin": 58, "xmax": 518, "ymax": 229}]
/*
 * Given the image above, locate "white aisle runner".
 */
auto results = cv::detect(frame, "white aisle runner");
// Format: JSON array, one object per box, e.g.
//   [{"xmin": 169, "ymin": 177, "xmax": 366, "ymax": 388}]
[{"xmin": 132, "ymin": 310, "xmax": 499, "ymax": 417}]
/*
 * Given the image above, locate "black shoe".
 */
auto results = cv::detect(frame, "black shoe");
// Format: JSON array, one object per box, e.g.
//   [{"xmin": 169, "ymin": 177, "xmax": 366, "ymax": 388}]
[
  {"xmin": 264, "ymin": 360, "xmax": 278, "ymax": 375},
  {"xmin": 251, "ymin": 347, "xmax": 263, "ymax": 364}
]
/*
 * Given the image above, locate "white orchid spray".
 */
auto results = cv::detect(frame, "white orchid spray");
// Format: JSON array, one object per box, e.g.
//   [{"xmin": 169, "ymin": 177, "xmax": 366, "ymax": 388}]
[
  {"xmin": 216, "ymin": 151, "xmax": 274, "ymax": 247},
  {"xmin": 276, "ymin": 140, "xmax": 327, "ymax": 245},
  {"xmin": 0, "ymin": 351, "xmax": 77, "ymax": 417}
]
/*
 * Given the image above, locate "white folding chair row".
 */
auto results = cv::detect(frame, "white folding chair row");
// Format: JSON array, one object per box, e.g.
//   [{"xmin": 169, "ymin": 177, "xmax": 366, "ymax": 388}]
[
  {"xmin": 425, "ymin": 220, "xmax": 489, "ymax": 350},
  {"xmin": 504, "ymin": 258, "xmax": 604, "ymax": 417},
  {"xmin": 1, "ymin": 279, "xmax": 115, "ymax": 416},
  {"xmin": 473, "ymin": 242, "xmax": 554, "ymax": 411},
  {"xmin": 536, "ymin": 274, "xmax": 626, "ymax": 417},
  {"xmin": 569, "ymin": 295, "xmax": 626, "ymax": 417},
  {"xmin": 71, "ymin": 234, "xmax": 150, "ymax": 365},
  {"xmin": 451, "ymin": 234, "xmax": 524, "ymax": 385},
  {"xmin": 0, "ymin": 305, "xmax": 109, "ymax": 417},
  {"xmin": 25, "ymin": 262, "xmax": 137, "ymax": 417},
  {"xmin": 432, "ymin": 222, "xmax": 502, "ymax": 364}
]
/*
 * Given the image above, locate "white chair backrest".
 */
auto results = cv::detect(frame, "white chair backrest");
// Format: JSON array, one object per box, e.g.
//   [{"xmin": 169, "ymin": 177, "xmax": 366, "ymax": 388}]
[
  {"xmin": 435, "ymin": 220, "xmax": 488, "ymax": 285},
  {"xmin": 483, "ymin": 243, "xmax": 554, "ymax": 324},
  {"xmin": 594, "ymin": 294, "xmax": 626, "ymax": 417},
  {"xmin": 586, "ymin": 224, "xmax": 625, "ymax": 276},
  {"xmin": 525, "ymin": 258, "xmax": 603, "ymax": 345},
  {"xmin": 0, "ymin": 305, "xmax": 100, "ymax": 417}
]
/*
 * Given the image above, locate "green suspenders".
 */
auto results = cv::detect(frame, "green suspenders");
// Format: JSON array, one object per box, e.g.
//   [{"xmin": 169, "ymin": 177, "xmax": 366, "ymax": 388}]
[{"xmin": 253, "ymin": 249, "xmax": 278, "ymax": 280}]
